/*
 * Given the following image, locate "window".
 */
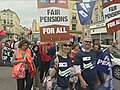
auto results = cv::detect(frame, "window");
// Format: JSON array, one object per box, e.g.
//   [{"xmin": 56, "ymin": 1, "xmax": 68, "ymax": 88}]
[
  {"xmin": 91, "ymin": 20, "xmax": 93, "ymax": 23},
  {"xmin": 72, "ymin": 13, "xmax": 76, "ymax": 19},
  {"xmin": 3, "ymin": 14, "xmax": 6, "ymax": 16},
  {"xmin": 100, "ymin": 6, "xmax": 103, "ymax": 9},
  {"xmin": 7, "ymin": 19, "xmax": 9, "ymax": 24},
  {"xmin": 101, "ymin": 12, "xmax": 104, "ymax": 20},
  {"xmin": 11, "ymin": 14, "xmax": 13, "ymax": 18},
  {"xmin": 3, "ymin": 26, "xmax": 6, "ymax": 30},
  {"xmin": 3, "ymin": 19, "xmax": 6, "ymax": 24},
  {"xmin": 85, "ymin": 33, "xmax": 87, "ymax": 36},
  {"xmin": 73, "ymin": 4, "xmax": 77, "ymax": 10},
  {"xmin": 72, "ymin": 24, "xmax": 76, "ymax": 31},
  {"xmin": 10, "ymin": 20, "xmax": 13, "ymax": 25}
]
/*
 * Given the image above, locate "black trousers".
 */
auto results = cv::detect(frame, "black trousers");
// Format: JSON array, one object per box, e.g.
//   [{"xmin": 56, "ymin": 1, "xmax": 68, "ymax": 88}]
[
  {"xmin": 97, "ymin": 71, "xmax": 105, "ymax": 85},
  {"xmin": 17, "ymin": 70, "xmax": 33, "ymax": 90},
  {"xmin": 40, "ymin": 61, "xmax": 50, "ymax": 83}
]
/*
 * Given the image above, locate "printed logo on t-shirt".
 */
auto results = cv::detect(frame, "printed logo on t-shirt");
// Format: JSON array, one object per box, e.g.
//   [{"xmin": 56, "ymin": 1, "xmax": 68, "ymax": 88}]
[
  {"xmin": 59, "ymin": 62, "xmax": 67, "ymax": 67},
  {"xmin": 59, "ymin": 67, "xmax": 72, "ymax": 77},
  {"xmin": 82, "ymin": 57, "xmax": 91, "ymax": 61},
  {"xmin": 83, "ymin": 62, "xmax": 94, "ymax": 69}
]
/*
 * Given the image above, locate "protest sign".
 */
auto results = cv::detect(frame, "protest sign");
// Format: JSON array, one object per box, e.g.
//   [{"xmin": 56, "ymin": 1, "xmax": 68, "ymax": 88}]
[
  {"xmin": 37, "ymin": 0, "xmax": 70, "ymax": 42},
  {"xmin": 103, "ymin": 0, "xmax": 120, "ymax": 34}
]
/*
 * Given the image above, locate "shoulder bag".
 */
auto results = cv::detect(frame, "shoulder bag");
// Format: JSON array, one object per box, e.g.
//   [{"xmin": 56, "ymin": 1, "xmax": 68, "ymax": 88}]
[{"xmin": 11, "ymin": 53, "xmax": 26, "ymax": 79}]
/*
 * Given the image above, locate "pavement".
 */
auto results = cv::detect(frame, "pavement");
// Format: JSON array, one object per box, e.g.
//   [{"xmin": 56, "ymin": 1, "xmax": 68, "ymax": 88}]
[
  {"xmin": 0, "ymin": 66, "xmax": 45, "ymax": 90},
  {"xmin": 0, "ymin": 66, "xmax": 120, "ymax": 90},
  {"xmin": 0, "ymin": 66, "xmax": 17, "ymax": 90}
]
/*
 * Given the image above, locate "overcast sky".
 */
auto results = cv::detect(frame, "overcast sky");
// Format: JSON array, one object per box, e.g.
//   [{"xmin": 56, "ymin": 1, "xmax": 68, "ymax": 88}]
[
  {"xmin": 0, "ymin": 0, "xmax": 91, "ymax": 28},
  {"xmin": 0, "ymin": 0, "xmax": 39, "ymax": 28}
]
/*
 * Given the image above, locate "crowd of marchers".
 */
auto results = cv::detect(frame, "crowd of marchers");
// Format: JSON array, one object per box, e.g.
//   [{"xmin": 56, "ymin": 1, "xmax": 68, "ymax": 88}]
[{"xmin": 0, "ymin": 36, "xmax": 120, "ymax": 90}]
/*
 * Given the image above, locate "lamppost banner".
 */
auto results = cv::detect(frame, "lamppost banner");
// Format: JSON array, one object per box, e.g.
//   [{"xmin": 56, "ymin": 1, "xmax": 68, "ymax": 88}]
[
  {"xmin": 103, "ymin": 0, "xmax": 120, "ymax": 34},
  {"xmin": 76, "ymin": 1, "xmax": 96, "ymax": 25},
  {"xmin": 37, "ymin": 0, "xmax": 70, "ymax": 42}
]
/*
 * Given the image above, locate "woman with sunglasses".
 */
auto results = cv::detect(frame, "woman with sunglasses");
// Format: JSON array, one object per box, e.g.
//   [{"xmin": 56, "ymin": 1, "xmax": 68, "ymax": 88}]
[{"xmin": 49, "ymin": 41, "xmax": 73, "ymax": 90}]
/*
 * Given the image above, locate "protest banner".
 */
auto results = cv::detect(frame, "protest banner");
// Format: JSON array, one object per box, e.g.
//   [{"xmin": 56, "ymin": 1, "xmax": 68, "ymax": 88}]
[
  {"xmin": 103, "ymin": 0, "xmax": 120, "ymax": 34},
  {"xmin": 76, "ymin": 1, "xmax": 96, "ymax": 25},
  {"xmin": 37, "ymin": 0, "xmax": 70, "ymax": 42},
  {"xmin": 97, "ymin": 48, "xmax": 114, "ymax": 90}
]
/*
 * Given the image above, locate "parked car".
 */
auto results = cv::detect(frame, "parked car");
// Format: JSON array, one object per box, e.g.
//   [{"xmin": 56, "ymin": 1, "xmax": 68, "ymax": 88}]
[{"xmin": 111, "ymin": 50, "xmax": 120, "ymax": 80}]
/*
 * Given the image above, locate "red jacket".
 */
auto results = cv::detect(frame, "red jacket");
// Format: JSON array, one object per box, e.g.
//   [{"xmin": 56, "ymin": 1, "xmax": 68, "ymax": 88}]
[{"xmin": 39, "ymin": 43, "xmax": 53, "ymax": 62}]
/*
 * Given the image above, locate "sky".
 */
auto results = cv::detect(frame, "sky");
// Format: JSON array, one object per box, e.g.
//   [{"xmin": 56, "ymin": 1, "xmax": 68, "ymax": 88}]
[
  {"xmin": 0, "ymin": 0, "xmax": 40, "ymax": 28},
  {"xmin": 0, "ymin": 0, "xmax": 91, "ymax": 28}
]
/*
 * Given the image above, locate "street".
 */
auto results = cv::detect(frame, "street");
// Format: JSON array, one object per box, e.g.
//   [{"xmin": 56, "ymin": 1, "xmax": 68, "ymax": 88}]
[
  {"xmin": 0, "ymin": 67, "xmax": 17, "ymax": 90},
  {"xmin": 0, "ymin": 66, "xmax": 120, "ymax": 90},
  {"xmin": 0, "ymin": 66, "xmax": 45, "ymax": 90}
]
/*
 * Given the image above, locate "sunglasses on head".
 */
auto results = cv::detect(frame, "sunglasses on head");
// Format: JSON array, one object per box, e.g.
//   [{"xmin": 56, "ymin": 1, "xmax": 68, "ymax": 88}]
[
  {"xmin": 63, "ymin": 43, "xmax": 72, "ymax": 47},
  {"xmin": 84, "ymin": 41, "xmax": 92, "ymax": 43}
]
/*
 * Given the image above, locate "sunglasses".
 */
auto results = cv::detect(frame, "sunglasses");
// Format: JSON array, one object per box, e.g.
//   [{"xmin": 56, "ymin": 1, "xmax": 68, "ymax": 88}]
[
  {"xmin": 84, "ymin": 41, "xmax": 92, "ymax": 43},
  {"xmin": 63, "ymin": 43, "xmax": 72, "ymax": 47}
]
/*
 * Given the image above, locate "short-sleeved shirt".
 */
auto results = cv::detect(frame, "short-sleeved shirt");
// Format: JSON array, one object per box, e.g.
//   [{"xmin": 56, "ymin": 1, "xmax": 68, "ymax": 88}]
[
  {"xmin": 50, "ymin": 55, "xmax": 72, "ymax": 89},
  {"xmin": 2, "ymin": 47, "xmax": 14, "ymax": 62},
  {"xmin": 74, "ymin": 48, "xmax": 98, "ymax": 85}
]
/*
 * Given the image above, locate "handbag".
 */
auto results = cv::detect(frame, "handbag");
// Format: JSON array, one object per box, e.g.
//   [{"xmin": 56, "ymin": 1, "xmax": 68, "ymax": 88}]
[
  {"xmin": 12, "ymin": 53, "xmax": 26, "ymax": 79},
  {"xmin": 12, "ymin": 63, "xmax": 26, "ymax": 79}
]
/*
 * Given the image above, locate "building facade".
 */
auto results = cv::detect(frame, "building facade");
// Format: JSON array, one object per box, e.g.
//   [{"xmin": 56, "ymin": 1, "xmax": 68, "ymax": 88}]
[
  {"xmin": 69, "ymin": 0, "xmax": 83, "ymax": 42},
  {"xmin": 0, "ymin": 9, "xmax": 21, "ymax": 40},
  {"xmin": 90, "ymin": 0, "xmax": 114, "ymax": 44},
  {"xmin": 31, "ymin": 19, "xmax": 40, "ymax": 41},
  {"xmin": 32, "ymin": 19, "xmax": 37, "ymax": 32}
]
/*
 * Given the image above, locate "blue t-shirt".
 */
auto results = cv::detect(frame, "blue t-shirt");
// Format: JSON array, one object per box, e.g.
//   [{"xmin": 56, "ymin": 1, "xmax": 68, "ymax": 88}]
[
  {"xmin": 74, "ymin": 48, "xmax": 98, "ymax": 85},
  {"xmin": 47, "ymin": 45, "xmax": 59, "ymax": 59},
  {"xmin": 50, "ymin": 55, "xmax": 72, "ymax": 89}
]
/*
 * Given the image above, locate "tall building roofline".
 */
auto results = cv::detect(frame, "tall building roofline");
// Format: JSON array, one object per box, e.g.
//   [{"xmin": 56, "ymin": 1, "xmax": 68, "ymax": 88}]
[{"xmin": 0, "ymin": 9, "xmax": 20, "ymax": 21}]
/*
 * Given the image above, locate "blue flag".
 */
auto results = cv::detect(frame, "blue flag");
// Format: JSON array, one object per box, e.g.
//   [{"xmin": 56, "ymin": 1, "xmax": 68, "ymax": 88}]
[
  {"xmin": 76, "ymin": 1, "xmax": 96, "ymax": 25},
  {"xmin": 96, "ymin": 48, "xmax": 114, "ymax": 90}
]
